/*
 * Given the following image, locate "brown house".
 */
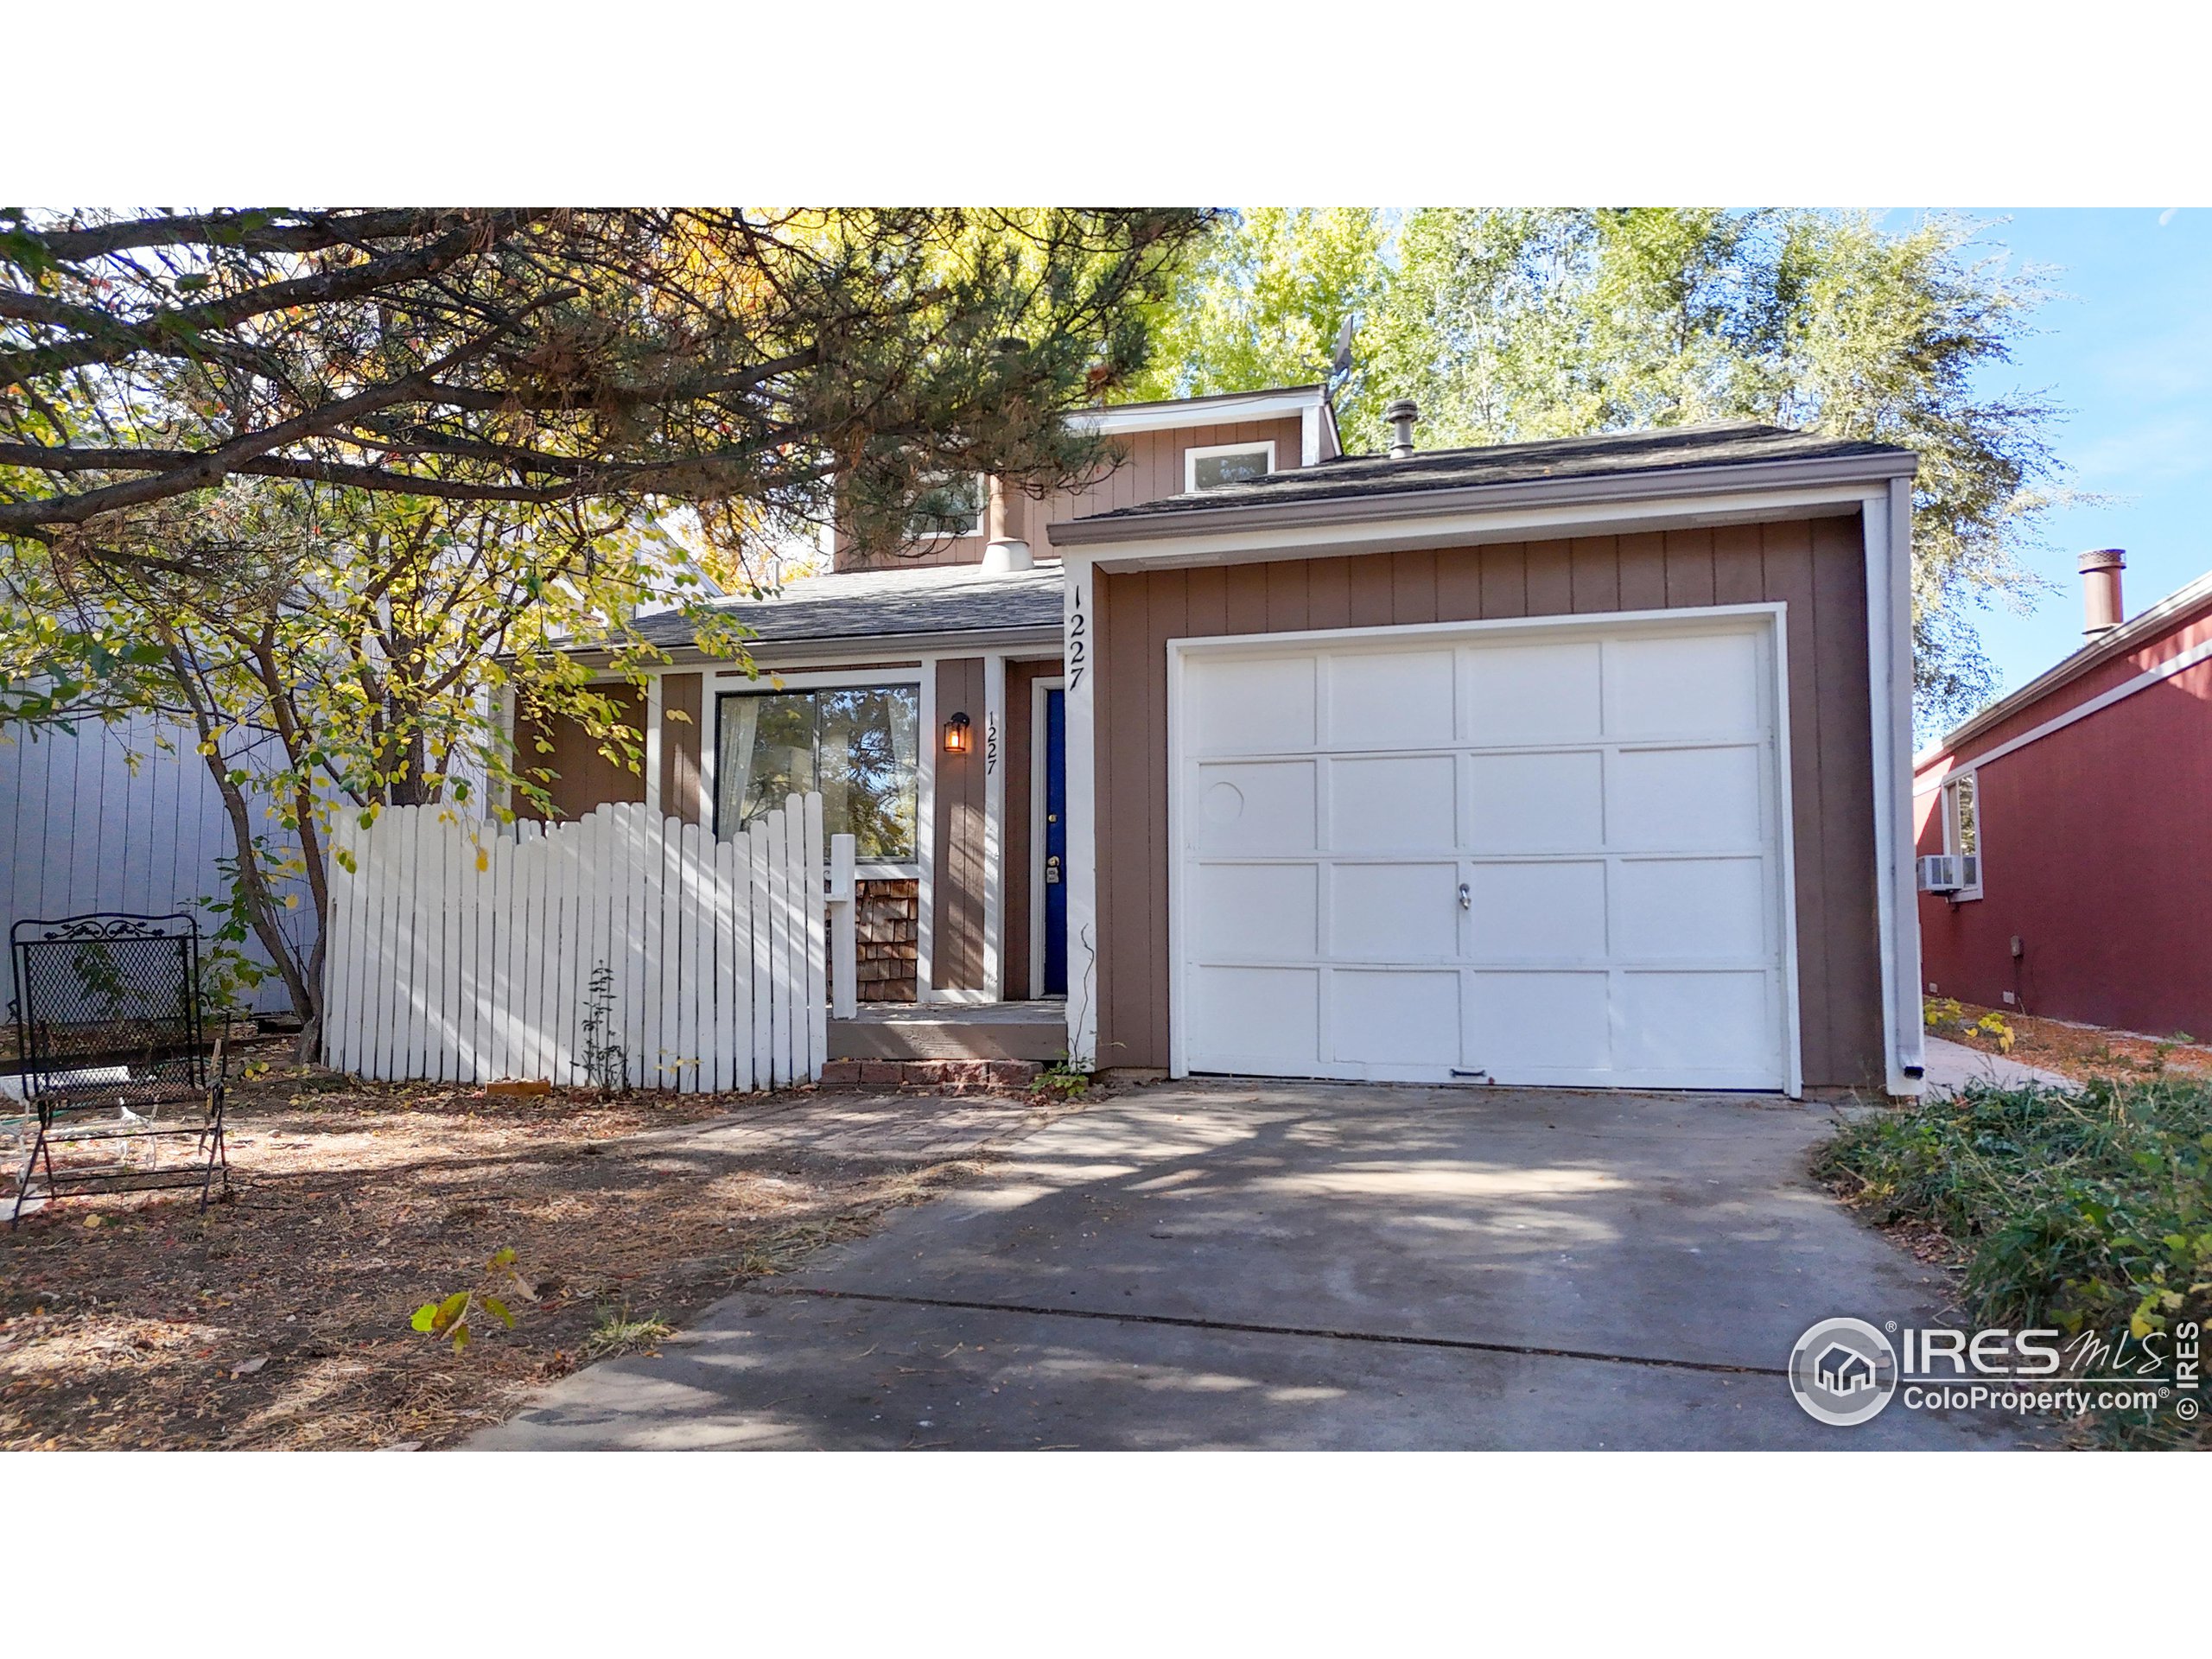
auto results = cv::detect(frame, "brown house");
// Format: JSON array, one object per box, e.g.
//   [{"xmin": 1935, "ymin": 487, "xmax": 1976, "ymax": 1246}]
[{"xmin": 522, "ymin": 391, "xmax": 1929, "ymax": 1098}]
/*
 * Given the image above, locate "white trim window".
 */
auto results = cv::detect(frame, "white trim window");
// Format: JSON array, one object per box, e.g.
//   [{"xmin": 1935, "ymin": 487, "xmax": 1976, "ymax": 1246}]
[
  {"xmin": 1940, "ymin": 771, "xmax": 1983, "ymax": 899},
  {"xmin": 715, "ymin": 681, "xmax": 921, "ymax": 869},
  {"xmin": 1184, "ymin": 440, "xmax": 1276, "ymax": 493},
  {"xmin": 906, "ymin": 472, "xmax": 985, "ymax": 539}
]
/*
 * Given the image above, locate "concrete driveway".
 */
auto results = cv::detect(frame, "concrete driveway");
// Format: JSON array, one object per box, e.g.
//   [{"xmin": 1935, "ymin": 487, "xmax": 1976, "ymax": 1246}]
[{"xmin": 473, "ymin": 1082, "xmax": 2030, "ymax": 1451}]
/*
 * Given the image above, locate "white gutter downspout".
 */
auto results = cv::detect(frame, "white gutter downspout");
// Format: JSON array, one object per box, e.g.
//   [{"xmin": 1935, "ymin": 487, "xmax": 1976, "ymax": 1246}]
[{"xmin": 1876, "ymin": 477, "xmax": 1925, "ymax": 1096}]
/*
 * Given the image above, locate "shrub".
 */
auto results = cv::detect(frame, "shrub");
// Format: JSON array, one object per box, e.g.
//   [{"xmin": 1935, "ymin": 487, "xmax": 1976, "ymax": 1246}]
[{"xmin": 1815, "ymin": 1078, "xmax": 2211, "ymax": 1448}]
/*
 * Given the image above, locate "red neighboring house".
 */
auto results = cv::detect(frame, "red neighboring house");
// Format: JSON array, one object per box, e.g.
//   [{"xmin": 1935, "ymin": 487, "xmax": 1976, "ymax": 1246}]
[{"xmin": 1913, "ymin": 550, "xmax": 2212, "ymax": 1039}]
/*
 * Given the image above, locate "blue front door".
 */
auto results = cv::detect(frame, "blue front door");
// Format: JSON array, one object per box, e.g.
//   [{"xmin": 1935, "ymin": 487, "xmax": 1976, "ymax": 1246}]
[{"xmin": 1043, "ymin": 688, "xmax": 1068, "ymax": 997}]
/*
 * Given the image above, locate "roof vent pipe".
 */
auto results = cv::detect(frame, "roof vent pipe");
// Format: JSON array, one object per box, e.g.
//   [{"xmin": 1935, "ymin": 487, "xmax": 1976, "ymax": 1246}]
[
  {"xmin": 2079, "ymin": 548, "xmax": 2126, "ymax": 637},
  {"xmin": 1384, "ymin": 398, "xmax": 1420, "ymax": 460}
]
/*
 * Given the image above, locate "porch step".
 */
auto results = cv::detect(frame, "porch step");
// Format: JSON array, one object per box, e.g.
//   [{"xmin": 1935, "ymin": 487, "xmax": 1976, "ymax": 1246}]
[
  {"xmin": 819, "ymin": 1058, "xmax": 1042, "ymax": 1092},
  {"xmin": 827, "ymin": 1001, "xmax": 1068, "ymax": 1065}
]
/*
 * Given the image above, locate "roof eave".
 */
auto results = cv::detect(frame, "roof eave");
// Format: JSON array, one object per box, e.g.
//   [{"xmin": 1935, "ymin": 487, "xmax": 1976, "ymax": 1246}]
[
  {"xmin": 1047, "ymin": 449, "xmax": 1919, "ymax": 547},
  {"xmin": 567, "ymin": 620, "xmax": 1065, "ymax": 670}
]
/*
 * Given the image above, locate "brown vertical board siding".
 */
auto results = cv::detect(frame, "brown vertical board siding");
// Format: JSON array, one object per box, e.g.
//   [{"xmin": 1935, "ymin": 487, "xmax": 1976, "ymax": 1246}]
[
  {"xmin": 1615, "ymin": 531, "xmax": 1668, "ymax": 612},
  {"xmin": 514, "ymin": 685, "xmax": 647, "ymax": 822},
  {"xmin": 1185, "ymin": 564, "xmax": 1229, "ymax": 637},
  {"xmin": 1393, "ymin": 549, "xmax": 1440, "ymax": 624},
  {"xmin": 931, "ymin": 657, "xmax": 988, "ymax": 990},
  {"xmin": 838, "ymin": 416, "xmax": 1311, "ymax": 571},
  {"xmin": 1478, "ymin": 543, "xmax": 1529, "ymax": 617},
  {"xmin": 1265, "ymin": 559, "xmax": 1311, "ymax": 632},
  {"xmin": 1809, "ymin": 514, "xmax": 1885, "ymax": 1088},
  {"xmin": 1306, "ymin": 556, "xmax": 1352, "ymax": 630},
  {"xmin": 1665, "ymin": 528, "xmax": 1717, "ymax": 609},
  {"xmin": 1435, "ymin": 545, "xmax": 1485, "ymax": 620},
  {"xmin": 1223, "ymin": 563, "xmax": 1270, "ymax": 635},
  {"xmin": 1570, "ymin": 537, "xmax": 1622, "ymax": 613},
  {"xmin": 1101, "ymin": 574, "xmax": 1154, "ymax": 1065},
  {"xmin": 1524, "ymin": 539, "xmax": 1573, "ymax": 614},
  {"xmin": 1001, "ymin": 658, "xmax": 1065, "ymax": 1001},
  {"xmin": 1711, "ymin": 523, "xmax": 1765, "ymax": 607},
  {"xmin": 659, "ymin": 672, "xmax": 703, "ymax": 826},
  {"xmin": 1092, "ymin": 512, "xmax": 1887, "ymax": 1087},
  {"xmin": 1756, "ymin": 518, "xmax": 1832, "ymax": 1083},
  {"xmin": 1144, "ymin": 573, "xmax": 1188, "ymax": 1066}
]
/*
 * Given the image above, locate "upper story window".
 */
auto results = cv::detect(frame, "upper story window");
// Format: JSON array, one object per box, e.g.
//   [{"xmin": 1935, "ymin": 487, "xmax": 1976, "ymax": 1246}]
[
  {"xmin": 906, "ymin": 473, "xmax": 984, "ymax": 539},
  {"xmin": 1185, "ymin": 440, "xmax": 1276, "ymax": 493},
  {"xmin": 1941, "ymin": 772, "xmax": 1983, "ymax": 899}
]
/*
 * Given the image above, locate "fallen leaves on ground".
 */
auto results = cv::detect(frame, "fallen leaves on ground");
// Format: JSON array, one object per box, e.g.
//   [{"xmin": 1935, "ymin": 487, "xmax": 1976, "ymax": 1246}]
[
  {"xmin": 2, "ymin": 1069, "xmax": 999, "ymax": 1450},
  {"xmin": 1932, "ymin": 1001, "xmax": 2212, "ymax": 1082}
]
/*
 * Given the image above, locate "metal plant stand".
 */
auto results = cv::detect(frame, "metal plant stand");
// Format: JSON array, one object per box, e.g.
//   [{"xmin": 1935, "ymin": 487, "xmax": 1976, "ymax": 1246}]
[{"xmin": 7, "ymin": 913, "xmax": 232, "ymax": 1226}]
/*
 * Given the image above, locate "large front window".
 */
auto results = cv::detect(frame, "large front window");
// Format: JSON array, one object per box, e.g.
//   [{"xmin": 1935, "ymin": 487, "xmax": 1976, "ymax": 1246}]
[{"xmin": 715, "ymin": 683, "xmax": 921, "ymax": 862}]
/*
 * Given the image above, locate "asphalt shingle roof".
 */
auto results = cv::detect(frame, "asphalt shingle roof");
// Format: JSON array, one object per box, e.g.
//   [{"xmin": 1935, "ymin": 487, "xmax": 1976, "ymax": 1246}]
[
  {"xmin": 1065, "ymin": 421, "xmax": 1915, "ymax": 525},
  {"xmin": 630, "ymin": 562, "xmax": 1062, "ymax": 653}
]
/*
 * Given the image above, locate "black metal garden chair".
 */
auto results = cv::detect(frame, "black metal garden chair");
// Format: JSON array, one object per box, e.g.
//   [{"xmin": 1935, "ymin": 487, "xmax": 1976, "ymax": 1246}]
[{"xmin": 6, "ymin": 912, "xmax": 232, "ymax": 1227}]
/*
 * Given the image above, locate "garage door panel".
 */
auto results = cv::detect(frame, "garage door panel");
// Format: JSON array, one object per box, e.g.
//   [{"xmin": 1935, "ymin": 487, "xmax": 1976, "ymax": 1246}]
[
  {"xmin": 1463, "ymin": 639, "xmax": 1603, "ymax": 744},
  {"xmin": 1192, "ymin": 655, "xmax": 1316, "ymax": 755},
  {"xmin": 1329, "ymin": 754, "xmax": 1456, "ymax": 852},
  {"xmin": 1468, "ymin": 860, "xmax": 1608, "ymax": 961},
  {"xmin": 1192, "ymin": 862, "xmax": 1316, "ymax": 960},
  {"xmin": 1331, "ymin": 969, "xmax": 1459, "ymax": 1067},
  {"xmin": 1605, "ymin": 631, "xmax": 1763, "ymax": 739},
  {"xmin": 1611, "ymin": 856, "xmax": 1767, "ymax": 961},
  {"xmin": 1176, "ymin": 618, "xmax": 1790, "ymax": 1091},
  {"xmin": 1606, "ymin": 746, "xmax": 1764, "ymax": 850},
  {"xmin": 1190, "ymin": 760, "xmax": 1315, "ymax": 855},
  {"xmin": 1466, "ymin": 751, "xmax": 1604, "ymax": 851},
  {"xmin": 1466, "ymin": 971, "xmax": 1612, "ymax": 1071},
  {"xmin": 1332, "ymin": 862, "xmax": 1459, "ymax": 959},
  {"xmin": 1616, "ymin": 971, "xmax": 1776, "ymax": 1072},
  {"xmin": 1190, "ymin": 966, "xmax": 1319, "ymax": 1070},
  {"xmin": 1327, "ymin": 650, "xmax": 1455, "ymax": 748}
]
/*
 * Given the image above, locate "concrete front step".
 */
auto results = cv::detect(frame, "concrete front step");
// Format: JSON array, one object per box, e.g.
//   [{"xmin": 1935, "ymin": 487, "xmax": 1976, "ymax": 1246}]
[
  {"xmin": 828, "ymin": 1000, "xmax": 1068, "ymax": 1065},
  {"xmin": 818, "ymin": 1058, "xmax": 1043, "ymax": 1092}
]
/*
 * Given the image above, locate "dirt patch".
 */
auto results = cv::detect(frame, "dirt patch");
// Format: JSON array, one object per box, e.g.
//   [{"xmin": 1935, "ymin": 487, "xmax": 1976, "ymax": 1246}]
[
  {"xmin": 3, "ymin": 1069, "xmax": 1071, "ymax": 1450},
  {"xmin": 1927, "ymin": 1000, "xmax": 2212, "ymax": 1083}
]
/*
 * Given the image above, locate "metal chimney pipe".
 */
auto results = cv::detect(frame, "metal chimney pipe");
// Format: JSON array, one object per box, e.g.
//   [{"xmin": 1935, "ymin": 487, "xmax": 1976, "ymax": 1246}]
[
  {"xmin": 1384, "ymin": 398, "xmax": 1420, "ymax": 460},
  {"xmin": 2079, "ymin": 548, "xmax": 2126, "ymax": 637}
]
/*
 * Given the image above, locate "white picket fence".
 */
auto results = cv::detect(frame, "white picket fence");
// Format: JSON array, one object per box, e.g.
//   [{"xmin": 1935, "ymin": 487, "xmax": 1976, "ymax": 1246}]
[{"xmin": 322, "ymin": 794, "xmax": 836, "ymax": 1091}]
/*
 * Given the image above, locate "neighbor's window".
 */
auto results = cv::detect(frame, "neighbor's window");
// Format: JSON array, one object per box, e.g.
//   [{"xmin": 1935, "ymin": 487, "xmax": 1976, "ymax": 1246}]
[
  {"xmin": 715, "ymin": 684, "xmax": 921, "ymax": 862},
  {"xmin": 1185, "ymin": 441, "xmax": 1276, "ymax": 493},
  {"xmin": 906, "ymin": 472, "xmax": 984, "ymax": 539},
  {"xmin": 1942, "ymin": 772, "xmax": 1982, "ymax": 897}
]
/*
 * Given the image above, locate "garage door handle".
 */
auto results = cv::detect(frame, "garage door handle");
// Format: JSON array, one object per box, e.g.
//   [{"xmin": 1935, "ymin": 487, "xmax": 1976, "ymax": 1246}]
[{"xmin": 1458, "ymin": 882, "xmax": 1471, "ymax": 911}]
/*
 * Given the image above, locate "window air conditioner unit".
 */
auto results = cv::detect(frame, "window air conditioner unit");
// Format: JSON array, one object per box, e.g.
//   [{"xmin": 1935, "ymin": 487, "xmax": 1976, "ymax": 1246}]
[{"xmin": 1917, "ymin": 855, "xmax": 1978, "ymax": 893}]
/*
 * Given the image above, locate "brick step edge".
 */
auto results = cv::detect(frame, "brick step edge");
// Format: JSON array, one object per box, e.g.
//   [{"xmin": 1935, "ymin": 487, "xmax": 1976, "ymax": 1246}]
[{"xmin": 818, "ymin": 1058, "xmax": 1044, "ymax": 1092}]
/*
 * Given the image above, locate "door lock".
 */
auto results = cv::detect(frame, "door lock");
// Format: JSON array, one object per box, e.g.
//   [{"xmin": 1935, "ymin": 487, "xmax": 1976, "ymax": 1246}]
[
  {"xmin": 1458, "ymin": 882, "xmax": 1471, "ymax": 911},
  {"xmin": 1046, "ymin": 856, "xmax": 1062, "ymax": 885}
]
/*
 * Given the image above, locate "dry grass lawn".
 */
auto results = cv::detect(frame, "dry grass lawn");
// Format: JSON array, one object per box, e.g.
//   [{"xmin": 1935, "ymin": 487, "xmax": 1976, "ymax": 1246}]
[{"xmin": 2, "ymin": 1065, "xmax": 1039, "ymax": 1450}]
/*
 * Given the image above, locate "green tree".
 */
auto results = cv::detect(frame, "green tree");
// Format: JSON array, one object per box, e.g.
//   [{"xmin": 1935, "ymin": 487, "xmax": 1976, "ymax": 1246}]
[
  {"xmin": 1126, "ymin": 207, "xmax": 1390, "ymax": 409},
  {"xmin": 2, "ymin": 207, "xmax": 1214, "ymax": 1054},
  {"xmin": 0, "ymin": 208, "xmax": 1212, "ymax": 567},
  {"xmin": 1145, "ymin": 207, "xmax": 2061, "ymax": 723},
  {"xmin": 1, "ymin": 481, "xmax": 694, "ymax": 1052}
]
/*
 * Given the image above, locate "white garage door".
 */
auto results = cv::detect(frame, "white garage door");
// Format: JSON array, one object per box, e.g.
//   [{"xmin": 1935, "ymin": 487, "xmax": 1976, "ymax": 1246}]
[{"xmin": 1173, "ymin": 613, "xmax": 1796, "ymax": 1090}]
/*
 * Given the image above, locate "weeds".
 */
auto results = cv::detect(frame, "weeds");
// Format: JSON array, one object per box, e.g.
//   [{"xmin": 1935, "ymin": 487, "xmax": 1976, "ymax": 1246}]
[
  {"xmin": 1031, "ymin": 1058, "xmax": 1090, "ymax": 1101},
  {"xmin": 1815, "ymin": 1077, "xmax": 2211, "ymax": 1448},
  {"xmin": 583, "ymin": 1305, "xmax": 675, "ymax": 1359}
]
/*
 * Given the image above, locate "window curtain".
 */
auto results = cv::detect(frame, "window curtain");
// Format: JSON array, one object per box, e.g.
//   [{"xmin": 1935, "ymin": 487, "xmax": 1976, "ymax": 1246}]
[{"xmin": 713, "ymin": 694, "xmax": 760, "ymax": 841}]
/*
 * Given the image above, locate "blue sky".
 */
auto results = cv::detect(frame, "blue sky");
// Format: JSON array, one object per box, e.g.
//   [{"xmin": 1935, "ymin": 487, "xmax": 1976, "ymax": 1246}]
[{"xmin": 1924, "ymin": 208, "xmax": 2212, "ymax": 700}]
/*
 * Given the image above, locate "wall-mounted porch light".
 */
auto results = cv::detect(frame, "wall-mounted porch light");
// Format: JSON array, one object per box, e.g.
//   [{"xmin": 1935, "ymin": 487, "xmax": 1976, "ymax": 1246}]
[{"xmin": 943, "ymin": 711, "xmax": 972, "ymax": 755}]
